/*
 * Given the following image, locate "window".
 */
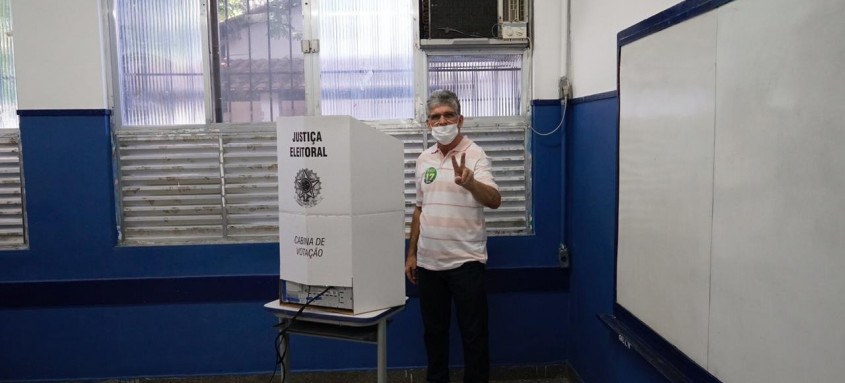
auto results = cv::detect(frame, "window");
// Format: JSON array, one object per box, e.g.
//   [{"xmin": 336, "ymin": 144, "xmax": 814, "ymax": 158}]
[
  {"xmin": 109, "ymin": 0, "xmax": 531, "ymax": 245},
  {"xmin": 318, "ymin": 0, "xmax": 414, "ymax": 120},
  {"xmin": 427, "ymin": 53, "xmax": 524, "ymax": 117},
  {"xmin": 114, "ymin": 0, "xmax": 205, "ymax": 126},
  {"xmin": 0, "ymin": 0, "xmax": 16, "ymax": 129},
  {"xmin": 425, "ymin": 51, "xmax": 530, "ymax": 233},
  {"xmin": 216, "ymin": 0, "xmax": 306, "ymax": 122},
  {"xmin": 113, "ymin": 0, "xmax": 416, "ymax": 124},
  {"xmin": 0, "ymin": 0, "xmax": 26, "ymax": 248}
]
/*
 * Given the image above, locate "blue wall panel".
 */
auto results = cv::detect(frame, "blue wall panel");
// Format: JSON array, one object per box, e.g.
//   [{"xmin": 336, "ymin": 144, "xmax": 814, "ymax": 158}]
[
  {"xmin": 565, "ymin": 96, "xmax": 669, "ymax": 383},
  {"xmin": 284, "ymin": 292, "xmax": 567, "ymax": 371},
  {"xmin": 0, "ymin": 110, "xmax": 568, "ymax": 381},
  {"xmin": 0, "ymin": 289, "xmax": 568, "ymax": 379},
  {"xmin": 0, "ymin": 302, "xmax": 278, "ymax": 380},
  {"xmin": 19, "ymin": 114, "xmax": 117, "ymax": 252},
  {"xmin": 566, "ymin": 95, "xmax": 619, "ymax": 383},
  {"xmin": 487, "ymin": 292, "xmax": 567, "ymax": 365}
]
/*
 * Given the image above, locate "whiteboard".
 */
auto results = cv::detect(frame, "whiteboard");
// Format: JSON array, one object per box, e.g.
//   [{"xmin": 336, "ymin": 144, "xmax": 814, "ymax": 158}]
[
  {"xmin": 617, "ymin": 11, "xmax": 717, "ymax": 367},
  {"xmin": 616, "ymin": 0, "xmax": 845, "ymax": 382}
]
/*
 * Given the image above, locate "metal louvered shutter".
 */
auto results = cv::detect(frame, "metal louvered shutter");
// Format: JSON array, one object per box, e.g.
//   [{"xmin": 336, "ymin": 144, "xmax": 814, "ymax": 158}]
[
  {"xmin": 115, "ymin": 120, "xmax": 531, "ymax": 245},
  {"xmin": 459, "ymin": 119, "xmax": 531, "ymax": 235},
  {"xmin": 375, "ymin": 122, "xmax": 427, "ymax": 232},
  {"xmin": 220, "ymin": 125, "xmax": 279, "ymax": 240},
  {"xmin": 116, "ymin": 125, "xmax": 281, "ymax": 245},
  {"xmin": 0, "ymin": 131, "xmax": 25, "ymax": 248},
  {"xmin": 117, "ymin": 128, "xmax": 225, "ymax": 244}
]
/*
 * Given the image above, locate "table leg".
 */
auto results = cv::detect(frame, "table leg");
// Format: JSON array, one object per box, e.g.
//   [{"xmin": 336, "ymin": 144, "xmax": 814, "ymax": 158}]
[
  {"xmin": 377, "ymin": 319, "xmax": 387, "ymax": 383},
  {"xmin": 281, "ymin": 331, "xmax": 290, "ymax": 381}
]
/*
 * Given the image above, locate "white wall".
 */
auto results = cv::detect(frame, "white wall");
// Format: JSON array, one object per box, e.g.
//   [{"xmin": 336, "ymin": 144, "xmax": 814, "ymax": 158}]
[
  {"xmin": 11, "ymin": 0, "xmax": 108, "ymax": 110},
  {"xmin": 531, "ymin": 0, "xmax": 565, "ymax": 100},
  {"xmin": 531, "ymin": 0, "xmax": 682, "ymax": 99},
  {"xmin": 569, "ymin": 0, "xmax": 681, "ymax": 97},
  {"xmin": 5, "ymin": 0, "xmax": 683, "ymax": 109}
]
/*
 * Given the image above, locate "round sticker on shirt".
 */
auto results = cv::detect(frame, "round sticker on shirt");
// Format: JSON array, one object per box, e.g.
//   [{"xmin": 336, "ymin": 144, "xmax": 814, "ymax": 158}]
[{"xmin": 423, "ymin": 167, "xmax": 437, "ymax": 184}]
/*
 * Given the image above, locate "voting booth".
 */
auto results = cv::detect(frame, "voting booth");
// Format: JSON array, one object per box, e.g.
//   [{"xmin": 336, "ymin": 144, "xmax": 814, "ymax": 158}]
[{"xmin": 276, "ymin": 116, "xmax": 405, "ymax": 314}]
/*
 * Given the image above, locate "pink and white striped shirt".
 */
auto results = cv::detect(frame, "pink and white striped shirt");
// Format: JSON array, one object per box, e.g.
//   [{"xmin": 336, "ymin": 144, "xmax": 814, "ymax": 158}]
[{"xmin": 414, "ymin": 137, "xmax": 498, "ymax": 271}]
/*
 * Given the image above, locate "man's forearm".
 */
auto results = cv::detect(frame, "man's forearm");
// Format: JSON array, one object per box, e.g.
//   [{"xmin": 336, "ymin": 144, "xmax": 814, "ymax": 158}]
[
  {"xmin": 467, "ymin": 180, "xmax": 501, "ymax": 209},
  {"xmin": 407, "ymin": 206, "xmax": 422, "ymax": 256}
]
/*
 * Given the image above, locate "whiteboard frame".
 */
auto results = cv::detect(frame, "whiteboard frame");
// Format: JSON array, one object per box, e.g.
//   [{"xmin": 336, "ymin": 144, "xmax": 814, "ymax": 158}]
[{"xmin": 609, "ymin": 1, "xmax": 736, "ymax": 382}]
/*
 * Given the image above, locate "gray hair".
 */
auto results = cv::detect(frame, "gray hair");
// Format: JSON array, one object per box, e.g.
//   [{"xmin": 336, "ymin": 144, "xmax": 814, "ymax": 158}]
[{"xmin": 425, "ymin": 89, "xmax": 461, "ymax": 117}]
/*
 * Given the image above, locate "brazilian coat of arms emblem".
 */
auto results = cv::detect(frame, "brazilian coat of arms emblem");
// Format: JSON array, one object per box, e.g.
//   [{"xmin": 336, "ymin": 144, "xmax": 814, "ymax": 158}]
[{"xmin": 294, "ymin": 168, "xmax": 322, "ymax": 207}]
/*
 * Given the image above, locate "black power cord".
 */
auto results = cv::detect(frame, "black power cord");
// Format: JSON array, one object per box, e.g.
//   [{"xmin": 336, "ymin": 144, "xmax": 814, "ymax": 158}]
[{"xmin": 267, "ymin": 286, "xmax": 333, "ymax": 383}]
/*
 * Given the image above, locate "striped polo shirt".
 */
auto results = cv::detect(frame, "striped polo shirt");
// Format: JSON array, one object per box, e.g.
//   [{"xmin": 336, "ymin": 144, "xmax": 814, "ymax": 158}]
[{"xmin": 414, "ymin": 137, "xmax": 498, "ymax": 271}]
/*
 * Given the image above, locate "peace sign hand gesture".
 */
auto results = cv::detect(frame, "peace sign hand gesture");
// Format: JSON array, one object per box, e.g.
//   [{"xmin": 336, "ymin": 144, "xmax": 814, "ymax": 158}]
[{"xmin": 451, "ymin": 153, "xmax": 475, "ymax": 189}]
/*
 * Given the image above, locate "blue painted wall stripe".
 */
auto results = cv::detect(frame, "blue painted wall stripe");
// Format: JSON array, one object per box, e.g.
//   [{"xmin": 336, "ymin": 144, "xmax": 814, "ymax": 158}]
[
  {"xmin": 1, "ymin": 267, "xmax": 568, "ymax": 309},
  {"xmin": 532, "ymin": 99, "xmax": 563, "ymax": 106},
  {"xmin": 17, "ymin": 109, "xmax": 112, "ymax": 116}
]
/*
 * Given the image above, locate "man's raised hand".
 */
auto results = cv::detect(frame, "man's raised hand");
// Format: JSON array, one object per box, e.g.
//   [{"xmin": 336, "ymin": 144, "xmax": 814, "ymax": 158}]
[{"xmin": 451, "ymin": 153, "xmax": 474, "ymax": 188}]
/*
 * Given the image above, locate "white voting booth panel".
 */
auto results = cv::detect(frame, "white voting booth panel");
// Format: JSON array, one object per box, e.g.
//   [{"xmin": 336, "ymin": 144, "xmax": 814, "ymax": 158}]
[
  {"xmin": 277, "ymin": 116, "xmax": 404, "ymax": 215},
  {"xmin": 276, "ymin": 116, "xmax": 405, "ymax": 315},
  {"xmin": 278, "ymin": 211, "xmax": 405, "ymax": 314}
]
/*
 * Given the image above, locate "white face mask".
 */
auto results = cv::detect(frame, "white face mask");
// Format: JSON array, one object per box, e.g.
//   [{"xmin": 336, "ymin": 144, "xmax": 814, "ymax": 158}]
[{"xmin": 431, "ymin": 123, "xmax": 458, "ymax": 145}]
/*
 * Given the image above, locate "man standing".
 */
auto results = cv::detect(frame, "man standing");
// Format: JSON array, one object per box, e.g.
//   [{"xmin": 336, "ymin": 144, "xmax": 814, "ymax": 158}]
[{"xmin": 405, "ymin": 89, "xmax": 501, "ymax": 383}]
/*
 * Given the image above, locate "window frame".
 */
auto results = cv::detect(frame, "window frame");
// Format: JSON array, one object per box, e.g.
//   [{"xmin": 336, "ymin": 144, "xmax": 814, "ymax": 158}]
[
  {"xmin": 105, "ymin": 0, "xmax": 535, "ymax": 245},
  {"xmin": 0, "ymin": 0, "xmax": 17, "ymax": 131},
  {"xmin": 418, "ymin": 47, "xmax": 534, "ymax": 236},
  {"xmin": 421, "ymin": 47, "xmax": 532, "ymax": 118},
  {"xmin": 0, "ymin": 0, "xmax": 27, "ymax": 249}
]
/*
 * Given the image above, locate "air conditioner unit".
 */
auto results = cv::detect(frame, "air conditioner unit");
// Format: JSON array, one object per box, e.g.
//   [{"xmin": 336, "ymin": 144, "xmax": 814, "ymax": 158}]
[
  {"xmin": 498, "ymin": 0, "xmax": 528, "ymax": 40},
  {"xmin": 420, "ymin": 0, "xmax": 529, "ymax": 41}
]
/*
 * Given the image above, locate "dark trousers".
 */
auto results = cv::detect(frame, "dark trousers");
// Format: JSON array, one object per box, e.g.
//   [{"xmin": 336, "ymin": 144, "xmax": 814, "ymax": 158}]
[{"xmin": 417, "ymin": 261, "xmax": 489, "ymax": 383}]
